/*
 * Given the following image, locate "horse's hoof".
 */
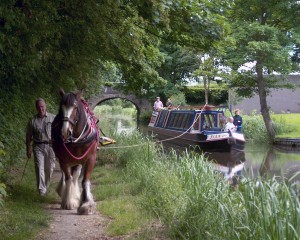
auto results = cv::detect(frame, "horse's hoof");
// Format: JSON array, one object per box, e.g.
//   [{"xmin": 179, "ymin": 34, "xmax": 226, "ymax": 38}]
[
  {"xmin": 61, "ymin": 200, "xmax": 80, "ymax": 210},
  {"xmin": 77, "ymin": 202, "xmax": 96, "ymax": 215}
]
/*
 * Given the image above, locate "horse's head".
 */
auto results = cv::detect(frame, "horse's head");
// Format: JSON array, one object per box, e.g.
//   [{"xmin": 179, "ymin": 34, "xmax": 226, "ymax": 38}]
[{"xmin": 59, "ymin": 88, "xmax": 83, "ymax": 142}]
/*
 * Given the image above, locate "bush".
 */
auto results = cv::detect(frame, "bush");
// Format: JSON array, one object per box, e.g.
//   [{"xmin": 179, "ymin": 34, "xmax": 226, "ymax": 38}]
[
  {"xmin": 242, "ymin": 114, "xmax": 270, "ymax": 143},
  {"xmin": 93, "ymin": 105, "xmax": 112, "ymax": 115},
  {"xmin": 111, "ymin": 105, "xmax": 123, "ymax": 113},
  {"xmin": 182, "ymin": 86, "xmax": 228, "ymax": 105},
  {"xmin": 0, "ymin": 142, "xmax": 7, "ymax": 207},
  {"xmin": 169, "ymin": 92, "xmax": 186, "ymax": 107},
  {"xmin": 242, "ymin": 113, "xmax": 294, "ymax": 143},
  {"xmin": 139, "ymin": 110, "xmax": 152, "ymax": 124},
  {"xmin": 122, "ymin": 108, "xmax": 137, "ymax": 118},
  {"xmin": 272, "ymin": 115, "xmax": 293, "ymax": 135}
]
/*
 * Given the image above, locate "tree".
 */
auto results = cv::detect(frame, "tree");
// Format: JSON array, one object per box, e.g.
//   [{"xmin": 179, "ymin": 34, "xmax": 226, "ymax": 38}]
[
  {"xmin": 0, "ymin": 0, "xmax": 230, "ymax": 95},
  {"xmin": 224, "ymin": 0, "xmax": 300, "ymax": 141},
  {"xmin": 0, "ymin": 0, "xmax": 231, "ymax": 180},
  {"xmin": 192, "ymin": 53, "xmax": 227, "ymax": 104}
]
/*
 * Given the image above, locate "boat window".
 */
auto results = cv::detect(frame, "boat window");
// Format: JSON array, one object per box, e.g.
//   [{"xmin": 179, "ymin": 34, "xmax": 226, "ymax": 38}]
[
  {"xmin": 183, "ymin": 114, "xmax": 194, "ymax": 130},
  {"xmin": 167, "ymin": 112, "xmax": 195, "ymax": 130},
  {"xmin": 168, "ymin": 113, "xmax": 176, "ymax": 128},
  {"xmin": 202, "ymin": 114, "xmax": 216, "ymax": 129},
  {"xmin": 192, "ymin": 114, "xmax": 200, "ymax": 130},
  {"xmin": 177, "ymin": 113, "xmax": 184, "ymax": 128},
  {"xmin": 155, "ymin": 110, "xmax": 168, "ymax": 128},
  {"xmin": 180, "ymin": 114, "xmax": 189, "ymax": 129}
]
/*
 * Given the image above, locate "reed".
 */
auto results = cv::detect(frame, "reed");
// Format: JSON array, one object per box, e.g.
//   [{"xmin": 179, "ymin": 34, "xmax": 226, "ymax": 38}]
[{"xmin": 106, "ymin": 131, "xmax": 300, "ymax": 239}]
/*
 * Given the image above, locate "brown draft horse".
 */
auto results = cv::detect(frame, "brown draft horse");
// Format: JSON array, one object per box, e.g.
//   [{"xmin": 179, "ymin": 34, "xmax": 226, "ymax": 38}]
[{"xmin": 51, "ymin": 88, "xmax": 99, "ymax": 215}]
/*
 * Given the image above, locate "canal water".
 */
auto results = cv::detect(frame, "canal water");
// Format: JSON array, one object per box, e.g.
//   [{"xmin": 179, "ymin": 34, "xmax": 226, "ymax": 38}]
[{"xmin": 100, "ymin": 114, "xmax": 300, "ymax": 180}]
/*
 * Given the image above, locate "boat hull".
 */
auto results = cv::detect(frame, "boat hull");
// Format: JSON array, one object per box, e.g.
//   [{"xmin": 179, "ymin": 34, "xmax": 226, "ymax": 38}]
[{"xmin": 148, "ymin": 126, "xmax": 245, "ymax": 152}]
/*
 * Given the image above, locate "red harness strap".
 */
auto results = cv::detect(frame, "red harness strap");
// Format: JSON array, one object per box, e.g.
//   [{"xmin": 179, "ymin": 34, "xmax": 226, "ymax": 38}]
[
  {"xmin": 63, "ymin": 139, "xmax": 97, "ymax": 161},
  {"xmin": 81, "ymin": 99, "xmax": 100, "ymax": 140}
]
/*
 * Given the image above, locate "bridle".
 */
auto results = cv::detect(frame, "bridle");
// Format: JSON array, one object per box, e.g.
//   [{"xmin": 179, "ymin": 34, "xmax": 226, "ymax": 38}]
[
  {"xmin": 61, "ymin": 99, "xmax": 83, "ymax": 143},
  {"xmin": 62, "ymin": 108, "xmax": 77, "ymax": 125}
]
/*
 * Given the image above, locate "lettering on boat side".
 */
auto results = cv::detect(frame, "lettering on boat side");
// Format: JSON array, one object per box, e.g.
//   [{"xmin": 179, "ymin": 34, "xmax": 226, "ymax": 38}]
[{"xmin": 206, "ymin": 133, "xmax": 229, "ymax": 141}]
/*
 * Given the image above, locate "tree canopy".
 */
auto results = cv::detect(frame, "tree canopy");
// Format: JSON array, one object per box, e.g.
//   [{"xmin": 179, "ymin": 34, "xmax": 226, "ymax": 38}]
[
  {"xmin": 0, "ymin": 0, "xmax": 231, "ymax": 180},
  {"xmin": 0, "ymin": 0, "xmax": 230, "ymax": 96},
  {"xmin": 1, "ymin": 0, "xmax": 300, "ymax": 180},
  {"xmin": 223, "ymin": 0, "xmax": 300, "ymax": 140}
]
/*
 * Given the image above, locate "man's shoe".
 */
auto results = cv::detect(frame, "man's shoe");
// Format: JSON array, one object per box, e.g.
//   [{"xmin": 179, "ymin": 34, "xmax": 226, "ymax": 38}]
[{"xmin": 39, "ymin": 191, "xmax": 46, "ymax": 196}]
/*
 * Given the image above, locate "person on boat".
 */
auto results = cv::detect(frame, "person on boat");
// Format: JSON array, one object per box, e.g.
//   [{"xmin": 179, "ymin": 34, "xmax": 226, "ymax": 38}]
[
  {"xmin": 233, "ymin": 109, "xmax": 243, "ymax": 132},
  {"xmin": 166, "ymin": 98, "xmax": 173, "ymax": 110},
  {"xmin": 225, "ymin": 117, "xmax": 237, "ymax": 132},
  {"xmin": 26, "ymin": 98, "xmax": 56, "ymax": 196},
  {"xmin": 153, "ymin": 96, "xmax": 164, "ymax": 111}
]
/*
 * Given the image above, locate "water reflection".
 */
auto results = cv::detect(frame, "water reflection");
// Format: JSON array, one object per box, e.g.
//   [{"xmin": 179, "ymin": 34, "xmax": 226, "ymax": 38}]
[
  {"xmin": 244, "ymin": 143, "xmax": 300, "ymax": 179},
  {"xmin": 256, "ymin": 146, "xmax": 300, "ymax": 181},
  {"xmin": 99, "ymin": 115, "xmax": 137, "ymax": 135},
  {"xmin": 204, "ymin": 149, "xmax": 246, "ymax": 180}
]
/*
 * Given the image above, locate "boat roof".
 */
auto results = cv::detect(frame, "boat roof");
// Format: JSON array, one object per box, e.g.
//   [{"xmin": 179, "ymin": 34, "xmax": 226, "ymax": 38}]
[{"xmin": 171, "ymin": 105, "xmax": 230, "ymax": 114}]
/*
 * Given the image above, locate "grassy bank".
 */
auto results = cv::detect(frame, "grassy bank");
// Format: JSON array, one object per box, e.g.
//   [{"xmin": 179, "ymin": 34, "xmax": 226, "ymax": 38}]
[
  {"xmin": 0, "ymin": 160, "xmax": 56, "ymax": 240},
  {"xmin": 241, "ymin": 113, "xmax": 300, "ymax": 142},
  {"xmin": 272, "ymin": 113, "xmax": 300, "ymax": 138}
]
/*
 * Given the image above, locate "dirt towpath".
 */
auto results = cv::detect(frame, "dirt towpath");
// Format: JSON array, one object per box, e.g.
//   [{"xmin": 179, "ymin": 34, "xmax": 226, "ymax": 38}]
[{"xmin": 35, "ymin": 167, "xmax": 125, "ymax": 240}]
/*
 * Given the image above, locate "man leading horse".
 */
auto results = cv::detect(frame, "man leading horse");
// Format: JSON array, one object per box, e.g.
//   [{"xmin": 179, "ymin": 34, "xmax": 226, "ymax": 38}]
[{"xmin": 26, "ymin": 98, "xmax": 56, "ymax": 196}]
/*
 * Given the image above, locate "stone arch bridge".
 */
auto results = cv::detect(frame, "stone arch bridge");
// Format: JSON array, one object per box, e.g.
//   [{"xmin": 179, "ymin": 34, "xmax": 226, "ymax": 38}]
[{"xmin": 88, "ymin": 86, "xmax": 152, "ymax": 121}]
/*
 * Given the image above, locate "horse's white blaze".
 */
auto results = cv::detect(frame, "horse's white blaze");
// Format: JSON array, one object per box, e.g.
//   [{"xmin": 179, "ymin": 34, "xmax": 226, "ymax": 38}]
[{"xmin": 61, "ymin": 105, "xmax": 74, "ymax": 140}]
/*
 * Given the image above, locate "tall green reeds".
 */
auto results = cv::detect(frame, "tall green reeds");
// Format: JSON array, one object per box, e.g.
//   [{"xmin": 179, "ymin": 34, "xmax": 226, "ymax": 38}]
[{"xmin": 104, "ymin": 131, "xmax": 300, "ymax": 239}]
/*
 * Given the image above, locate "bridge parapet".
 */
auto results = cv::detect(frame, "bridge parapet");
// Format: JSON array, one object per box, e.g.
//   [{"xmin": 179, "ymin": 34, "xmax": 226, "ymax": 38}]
[{"xmin": 87, "ymin": 87, "xmax": 152, "ymax": 114}]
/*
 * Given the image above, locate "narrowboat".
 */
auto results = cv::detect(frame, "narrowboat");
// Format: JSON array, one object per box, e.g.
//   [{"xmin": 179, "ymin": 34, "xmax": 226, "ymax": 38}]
[{"xmin": 148, "ymin": 105, "xmax": 245, "ymax": 152}]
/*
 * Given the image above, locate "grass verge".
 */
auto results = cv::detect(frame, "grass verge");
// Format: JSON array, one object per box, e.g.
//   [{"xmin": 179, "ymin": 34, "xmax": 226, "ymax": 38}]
[
  {"xmin": 96, "ymin": 131, "xmax": 300, "ymax": 239},
  {"xmin": 0, "ymin": 160, "xmax": 56, "ymax": 240},
  {"xmin": 92, "ymin": 165, "xmax": 152, "ymax": 237},
  {"xmin": 272, "ymin": 113, "xmax": 300, "ymax": 138},
  {"xmin": 92, "ymin": 161, "xmax": 173, "ymax": 239}
]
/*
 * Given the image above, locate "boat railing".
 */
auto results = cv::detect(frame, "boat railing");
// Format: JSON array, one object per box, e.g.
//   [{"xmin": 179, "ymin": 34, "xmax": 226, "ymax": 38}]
[
  {"xmin": 173, "ymin": 105, "xmax": 215, "ymax": 110},
  {"xmin": 172, "ymin": 104, "xmax": 230, "ymax": 111}
]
